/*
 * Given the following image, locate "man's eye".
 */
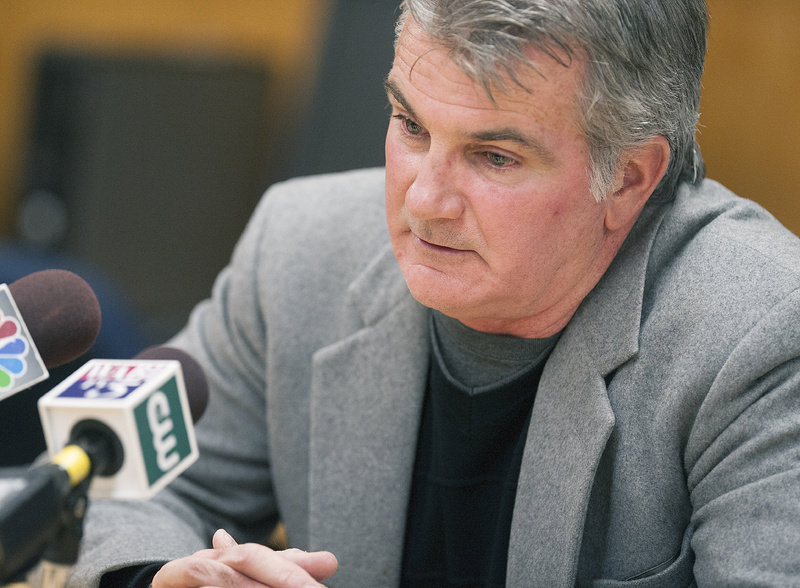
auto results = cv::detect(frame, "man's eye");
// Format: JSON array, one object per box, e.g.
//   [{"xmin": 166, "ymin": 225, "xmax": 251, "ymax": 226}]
[
  {"xmin": 404, "ymin": 118, "xmax": 423, "ymax": 135},
  {"xmin": 393, "ymin": 114, "xmax": 424, "ymax": 137},
  {"xmin": 487, "ymin": 152, "xmax": 514, "ymax": 167}
]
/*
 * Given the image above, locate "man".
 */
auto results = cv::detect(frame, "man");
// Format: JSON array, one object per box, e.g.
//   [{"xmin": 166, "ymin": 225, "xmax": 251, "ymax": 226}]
[{"xmin": 69, "ymin": 0, "xmax": 800, "ymax": 586}]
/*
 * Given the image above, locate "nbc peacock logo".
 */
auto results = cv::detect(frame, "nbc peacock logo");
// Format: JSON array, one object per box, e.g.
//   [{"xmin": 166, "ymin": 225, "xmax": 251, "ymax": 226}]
[{"xmin": 0, "ymin": 311, "xmax": 29, "ymax": 391}]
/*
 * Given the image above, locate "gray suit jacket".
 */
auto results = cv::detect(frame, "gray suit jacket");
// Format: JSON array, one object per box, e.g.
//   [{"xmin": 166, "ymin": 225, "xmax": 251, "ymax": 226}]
[{"xmin": 70, "ymin": 168, "xmax": 800, "ymax": 587}]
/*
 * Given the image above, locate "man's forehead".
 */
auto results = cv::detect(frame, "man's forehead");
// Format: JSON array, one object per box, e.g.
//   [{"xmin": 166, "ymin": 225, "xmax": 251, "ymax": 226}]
[
  {"xmin": 390, "ymin": 15, "xmax": 583, "ymax": 111},
  {"xmin": 387, "ymin": 19, "xmax": 585, "ymax": 152},
  {"xmin": 391, "ymin": 35, "xmax": 491, "ymax": 108}
]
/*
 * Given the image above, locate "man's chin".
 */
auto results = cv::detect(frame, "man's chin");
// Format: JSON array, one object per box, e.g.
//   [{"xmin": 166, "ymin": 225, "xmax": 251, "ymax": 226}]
[{"xmin": 402, "ymin": 268, "xmax": 475, "ymax": 316}]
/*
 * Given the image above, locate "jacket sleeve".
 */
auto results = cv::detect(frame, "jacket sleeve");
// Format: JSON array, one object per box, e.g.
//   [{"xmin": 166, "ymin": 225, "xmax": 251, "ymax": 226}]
[{"xmin": 687, "ymin": 287, "xmax": 800, "ymax": 585}]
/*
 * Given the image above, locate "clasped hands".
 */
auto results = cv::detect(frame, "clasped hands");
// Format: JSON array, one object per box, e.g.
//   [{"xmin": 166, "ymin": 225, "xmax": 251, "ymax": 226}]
[{"xmin": 151, "ymin": 529, "xmax": 338, "ymax": 588}]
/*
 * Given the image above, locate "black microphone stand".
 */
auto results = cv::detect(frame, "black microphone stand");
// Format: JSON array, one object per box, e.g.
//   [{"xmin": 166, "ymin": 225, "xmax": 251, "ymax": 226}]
[
  {"xmin": 1, "ymin": 421, "xmax": 122, "ymax": 588},
  {"xmin": 24, "ymin": 476, "xmax": 90, "ymax": 588},
  {"xmin": 0, "ymin": 464, "xmax": 89, "ymax": 588}
]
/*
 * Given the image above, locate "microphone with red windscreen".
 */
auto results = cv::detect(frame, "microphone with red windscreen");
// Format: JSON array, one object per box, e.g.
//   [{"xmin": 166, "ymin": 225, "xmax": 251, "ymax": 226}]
[{"xmin": 0, "ymin": 269, "xmax": 101, "ymax": 402}]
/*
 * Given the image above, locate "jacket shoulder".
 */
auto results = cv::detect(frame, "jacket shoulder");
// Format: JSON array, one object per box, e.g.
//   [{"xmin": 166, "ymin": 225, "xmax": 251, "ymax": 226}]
[
  {"xmin": 252, "ymin": 167, "xmax": 390, "ymax": 271},
  {"xmin": 645, "ymin": 179, "xmax": 800, "ymax": 322}
]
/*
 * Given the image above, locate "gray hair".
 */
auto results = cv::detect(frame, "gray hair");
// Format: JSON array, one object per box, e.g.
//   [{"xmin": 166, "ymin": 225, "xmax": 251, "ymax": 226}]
[{"xmin": 396, "ymin": 0, "xmax": 708, "ymax": 202}]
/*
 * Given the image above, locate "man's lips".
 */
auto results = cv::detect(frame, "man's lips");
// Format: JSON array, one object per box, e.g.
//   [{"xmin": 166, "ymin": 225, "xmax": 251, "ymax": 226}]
[
  {"xmin": 413, "ymin": 234, "xmax": 466, "ymax": 253},
  {"xmin": 404, "ymin": 218, "xmax": 474, "ymax": 254}
]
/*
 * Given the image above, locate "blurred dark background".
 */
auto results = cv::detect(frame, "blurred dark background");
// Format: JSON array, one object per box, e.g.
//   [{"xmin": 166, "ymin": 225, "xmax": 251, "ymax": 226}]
[
  {"xmin": 0, "ymin": 0, "xmax": 797, "ymax": 464},
  {"xmin": 0, "ymin": 0, "xmax": 398, "ymax": 465}
]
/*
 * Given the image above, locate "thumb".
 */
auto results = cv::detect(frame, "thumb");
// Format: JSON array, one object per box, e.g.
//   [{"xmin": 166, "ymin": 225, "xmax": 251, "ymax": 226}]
[{"xmin": 212, "ymin": 528, "xmax": 238, "ymax": 550}]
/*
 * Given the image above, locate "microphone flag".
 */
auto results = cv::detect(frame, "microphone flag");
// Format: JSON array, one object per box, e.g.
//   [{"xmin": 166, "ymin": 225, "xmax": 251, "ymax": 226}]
[
  {"xmin": 37, "ymin": 358, "xmax": 199, "ymax": 500},
  {"xmin": 0, "ymin": 284, "xmax": 48, "ymax": 402}
]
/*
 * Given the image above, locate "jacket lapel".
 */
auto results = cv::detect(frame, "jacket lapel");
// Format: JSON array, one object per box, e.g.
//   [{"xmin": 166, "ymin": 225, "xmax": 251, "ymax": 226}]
[
  {"xmin": 507, "ymin": 201, "xmax": 671, "ymax": 587},
  {"xmin": 307, "ymin": 244, "xmax": 430, "ymax": 586}
]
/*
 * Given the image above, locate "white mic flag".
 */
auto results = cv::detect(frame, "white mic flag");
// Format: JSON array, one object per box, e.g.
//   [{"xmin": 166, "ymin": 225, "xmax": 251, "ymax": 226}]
[{"xmin": 37, "ymin": 358, "xmax": 199, "ymax": 500}]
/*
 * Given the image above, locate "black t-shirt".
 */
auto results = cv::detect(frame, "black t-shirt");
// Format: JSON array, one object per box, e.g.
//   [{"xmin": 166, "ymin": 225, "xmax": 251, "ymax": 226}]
[
  {"xmin": 100, "ymin": 561, "xmax": 164, "ymax": 587},
  {"xmin": 400, "ymin": 354, "xmax": 545, "ymax": 587}
]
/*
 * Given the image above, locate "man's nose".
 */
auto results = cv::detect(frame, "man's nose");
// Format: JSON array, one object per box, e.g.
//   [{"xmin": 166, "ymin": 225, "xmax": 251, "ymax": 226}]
[{"xmin": 404, "ymin": 148, "xmax": 465, "ymax": 221}]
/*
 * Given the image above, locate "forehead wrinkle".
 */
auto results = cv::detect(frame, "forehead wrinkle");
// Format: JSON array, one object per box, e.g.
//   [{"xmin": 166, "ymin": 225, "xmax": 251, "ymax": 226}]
[
  {"xmin": 395, "ymin": 30, "xmax": 484, "ymax": 103},
  {"xmin": 392, "ymin": 24, "xmax": 561, "ymax": 118}
]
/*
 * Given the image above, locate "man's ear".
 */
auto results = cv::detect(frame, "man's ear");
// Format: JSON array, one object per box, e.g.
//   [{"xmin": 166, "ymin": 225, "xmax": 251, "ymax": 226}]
[{"xmin": 604, "ymin": 136, "xmax": 670, "ymax": 232}]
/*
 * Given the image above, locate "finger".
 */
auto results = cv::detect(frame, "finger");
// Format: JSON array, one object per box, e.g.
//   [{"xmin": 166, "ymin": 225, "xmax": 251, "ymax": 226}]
[
  {"xmin": 208, "ymin": 544, "xmax": 331, "ymax": 587},
  {"xmin": 152, "ymin": 555, "xmax": 264, "ymax": 588},
  {"xmin": 210, "ymin": 529, "xmax": 336, "ymax": 581},
  {"xmin": 212, "ymin": 528, "xmax": 239, "ymax": 550},
  {"xmin": 275, "ymin": 549, "xmax": 338, "ymax": 582}
]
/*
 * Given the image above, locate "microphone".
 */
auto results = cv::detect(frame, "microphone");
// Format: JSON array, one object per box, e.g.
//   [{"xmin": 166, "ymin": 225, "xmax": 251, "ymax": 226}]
[
  {"xmin": 0, "ymin": 269, "xmax": 102, "ymax": 403},
  {"xmin": 38, "ymin": 345, "xmax": 209, "ymax": 500},
  {"xmin": 0, "ymin": 346, "xmax": 209, "ymax": 582}
]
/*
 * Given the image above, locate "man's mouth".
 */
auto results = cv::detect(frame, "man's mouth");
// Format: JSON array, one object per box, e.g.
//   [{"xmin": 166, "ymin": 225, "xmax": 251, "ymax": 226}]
[
  {"xmin": 415, "ymin": 234, "xmax": 464, "ymax": 253},
  {"xmin": 406, "ymin": 218, "xmax": 472, "ymax": 253}
]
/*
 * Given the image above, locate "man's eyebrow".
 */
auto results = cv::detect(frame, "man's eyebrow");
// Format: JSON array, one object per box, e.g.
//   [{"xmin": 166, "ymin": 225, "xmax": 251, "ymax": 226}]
[
  {"xmin": 470, "ymin": 128, "xmax": 557, "ymax": 166},
  {"xmin": 384, "ymin": 78, "xmax": 420, "ymax": 121}
]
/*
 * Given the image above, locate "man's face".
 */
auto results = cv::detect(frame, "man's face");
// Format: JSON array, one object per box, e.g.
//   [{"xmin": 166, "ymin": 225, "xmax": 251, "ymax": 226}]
[{"xmin": 385, "ymin": 17, "xmax": 620, "ymax": 338}]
